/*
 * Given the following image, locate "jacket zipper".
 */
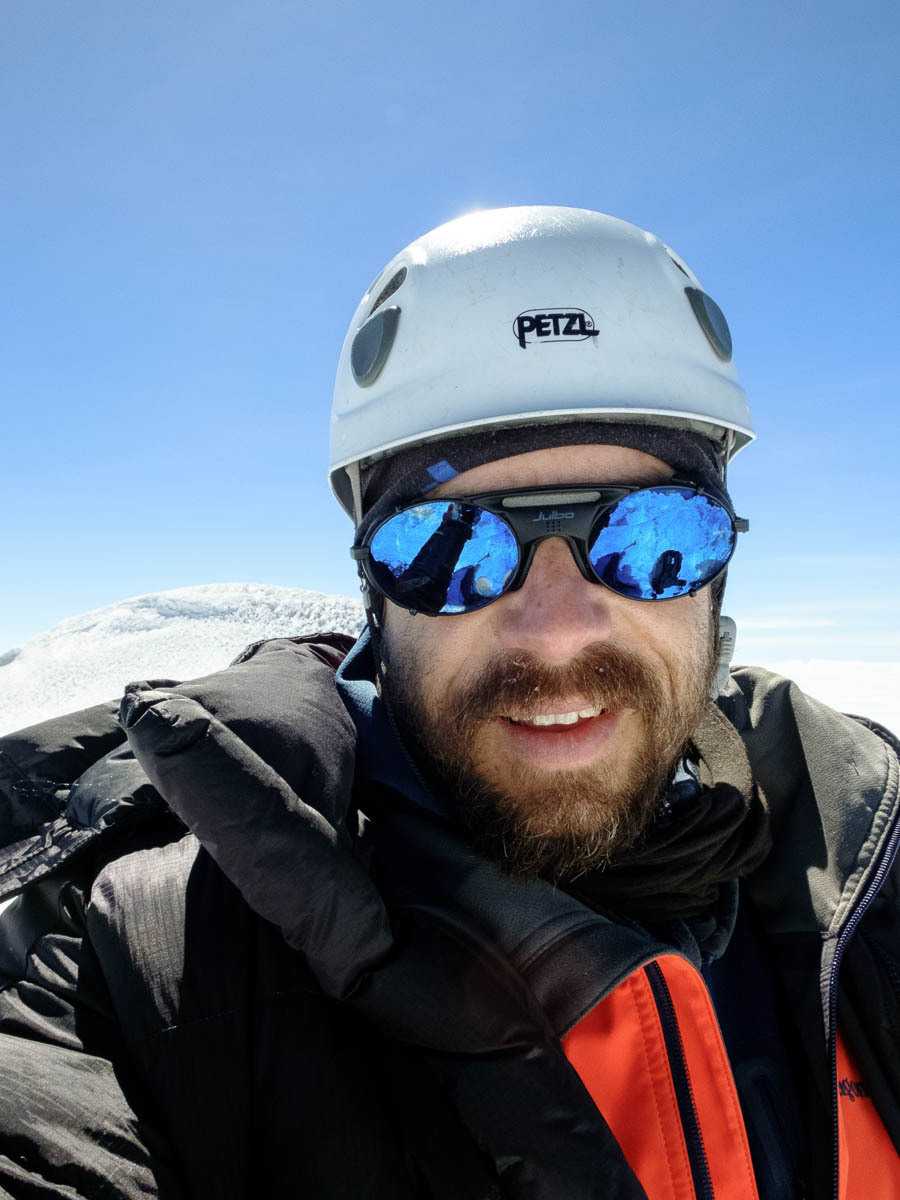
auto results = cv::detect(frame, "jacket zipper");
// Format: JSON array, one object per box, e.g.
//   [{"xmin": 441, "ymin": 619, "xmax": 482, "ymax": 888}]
[
  {"xmin": 645, "ymin": 961, "xmax": 715, "ymax": 1200},
  {"xmin": 826, "ymin": 801, "xmax": 900, "ymax": 1200}
]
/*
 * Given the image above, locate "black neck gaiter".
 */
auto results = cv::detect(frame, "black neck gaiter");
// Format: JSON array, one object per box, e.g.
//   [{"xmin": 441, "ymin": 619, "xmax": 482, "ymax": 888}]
[{"xmin": 567, "ymin": 704, "xmax": 772, "ymax": 924}]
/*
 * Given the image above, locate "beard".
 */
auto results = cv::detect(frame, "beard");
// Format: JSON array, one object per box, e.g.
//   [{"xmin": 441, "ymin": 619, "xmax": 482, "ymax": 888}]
[{"xmin": 382, "ymin": 636, "xmax": 715, "ymax": 883}]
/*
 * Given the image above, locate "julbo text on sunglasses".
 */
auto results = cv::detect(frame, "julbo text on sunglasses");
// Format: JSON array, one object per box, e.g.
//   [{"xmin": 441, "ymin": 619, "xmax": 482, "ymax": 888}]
[{"xmin": 351, "ymin": 483, "xmax": 748, "ymax": 617}]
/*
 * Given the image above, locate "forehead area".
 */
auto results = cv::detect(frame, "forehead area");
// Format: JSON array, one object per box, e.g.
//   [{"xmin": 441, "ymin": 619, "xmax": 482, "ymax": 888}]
[{"xmin": 431, "ymin": 442, "xmax": 674, "ymax": 497}]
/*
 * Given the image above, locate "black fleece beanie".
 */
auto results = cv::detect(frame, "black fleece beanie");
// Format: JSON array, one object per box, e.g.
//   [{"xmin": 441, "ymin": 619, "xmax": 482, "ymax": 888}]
[{"xmin": 357, "ymin": 419, "xmax": 729, "ymax": 530}]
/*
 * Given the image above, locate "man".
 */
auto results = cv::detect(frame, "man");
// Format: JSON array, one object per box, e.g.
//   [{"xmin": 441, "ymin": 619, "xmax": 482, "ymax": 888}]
[{"xmin": 1, "ymin": 207, "xmax": 899, "ymax": 1199}]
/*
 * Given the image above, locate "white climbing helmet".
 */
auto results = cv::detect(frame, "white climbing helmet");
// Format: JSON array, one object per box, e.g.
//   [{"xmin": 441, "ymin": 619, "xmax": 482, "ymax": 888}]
[{"xmin": 330, "ymin": 206, "xmax": 754, "ymax": 519}]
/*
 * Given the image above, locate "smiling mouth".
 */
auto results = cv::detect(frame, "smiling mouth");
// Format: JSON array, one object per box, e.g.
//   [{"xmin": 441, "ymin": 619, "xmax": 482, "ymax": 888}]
[
  {"xmin": 491, "ymin": 704, "xmax": 623, "ymax": 768},
  {"xmin": 503, "ymin": 703, "xmax": 606, "ymax": 728}
]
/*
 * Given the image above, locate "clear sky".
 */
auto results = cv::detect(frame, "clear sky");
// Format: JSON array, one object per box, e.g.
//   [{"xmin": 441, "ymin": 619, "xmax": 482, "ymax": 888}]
[{"xmin": 3, "ymin": 1, "xmax": 898, "ymax": 664}]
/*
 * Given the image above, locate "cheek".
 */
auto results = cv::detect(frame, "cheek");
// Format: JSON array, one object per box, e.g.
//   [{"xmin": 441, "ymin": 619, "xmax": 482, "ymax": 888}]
[
  {"xmin": 632, "ymin": 592, "xmax": 713, "ymax": 672},
  {"xmin": 675, "ymin": 594, "xmax": 717, "ymax": 681},
  {"xmin": 382, "ymin": 605, "xmax": 487, "ymax": 703}
]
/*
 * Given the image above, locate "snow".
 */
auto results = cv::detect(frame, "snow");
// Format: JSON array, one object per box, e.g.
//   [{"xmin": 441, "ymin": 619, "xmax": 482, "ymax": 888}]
[
  {"xmin": 741, "ymin": 659, "xmax": 900, "ymax": 736},
  {"xmin": 0, "ymin": 583, "xmax": 365, "ymax": 735},
  {"xmin": 0, "ymin": 583, "xmax": 896, "ymax": 737}
]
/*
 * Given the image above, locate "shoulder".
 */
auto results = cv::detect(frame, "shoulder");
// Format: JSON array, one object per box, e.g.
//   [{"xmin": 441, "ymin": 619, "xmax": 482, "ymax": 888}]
[
  {"xmin": 1, "ymin": 633, "xmax": 359, "ymax": 975},
  {"xmin": 726, "ymin": 664, "xmax": 900, "ymax": 937},
  {"xmin": 720, "ymin": 663, "xmax": 898, "ymax": 757},
  {"xmin": 718, "ymin": 664, "xmax": 898, "ymax": 827},
  {"xmin": 1, "ymin": 631, "xmax": 358, "ymax": 847}
]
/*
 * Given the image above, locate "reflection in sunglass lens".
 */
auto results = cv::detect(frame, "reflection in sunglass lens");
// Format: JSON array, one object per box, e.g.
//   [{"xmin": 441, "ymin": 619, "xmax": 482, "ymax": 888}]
[
  {"xmin": 587, "ymin": 487, "xmax": 735, "ymax": 599},
  {"xmin": 368, "ymin": 501, "xmax": 519, "ymax": 615}
]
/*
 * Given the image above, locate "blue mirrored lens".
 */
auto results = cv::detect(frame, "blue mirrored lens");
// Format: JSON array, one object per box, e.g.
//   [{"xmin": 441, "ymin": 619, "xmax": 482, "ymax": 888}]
[
  {"xmin": 588, "ymin": 487, "xmax": 735, "ymax": 599},
  {"xmin": 368, "ymin": 501, "xmax": 519, "ymax": 614}
]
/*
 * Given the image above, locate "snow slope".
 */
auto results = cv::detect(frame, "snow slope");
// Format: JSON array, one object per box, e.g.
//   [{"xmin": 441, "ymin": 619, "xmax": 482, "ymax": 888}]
[
  {"xmin": 0, "ymin": 583, "xmax": 365, "ymax": 735},
  {"xmin": 0, "ymin": 583, "xmax": 897, "ymax": 736}
]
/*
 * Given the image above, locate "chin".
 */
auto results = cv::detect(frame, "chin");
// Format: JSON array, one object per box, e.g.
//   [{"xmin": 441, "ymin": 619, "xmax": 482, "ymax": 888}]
[{"xmin": 453, "ymin": 755, "xmax": 673, "ymax": 882}]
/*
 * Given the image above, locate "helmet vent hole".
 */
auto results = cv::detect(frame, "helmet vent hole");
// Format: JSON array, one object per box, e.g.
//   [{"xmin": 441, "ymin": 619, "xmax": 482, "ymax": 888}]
[
  {"xmin": 685, "ymin": 288, "xmax": 733, "ymax": 362},
  {"xmin": 351, "ymin": 307, "xmax": 401, "ymax": 386},
  {"xmin": 369, "ymin": 267, "xmax": 407, "ymax": 316}
]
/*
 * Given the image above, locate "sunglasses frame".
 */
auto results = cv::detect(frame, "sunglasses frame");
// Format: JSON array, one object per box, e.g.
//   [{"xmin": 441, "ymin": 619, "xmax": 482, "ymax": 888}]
[{"xmin": 352, "ymin": 480, "xmax": 748, "ymax": 616}]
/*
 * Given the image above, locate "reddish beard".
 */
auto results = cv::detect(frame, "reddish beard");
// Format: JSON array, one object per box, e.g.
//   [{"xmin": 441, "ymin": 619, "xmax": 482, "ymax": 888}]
[{"xmin": 385, "ymin": 641, "xmax": 714, "ymax": 881}]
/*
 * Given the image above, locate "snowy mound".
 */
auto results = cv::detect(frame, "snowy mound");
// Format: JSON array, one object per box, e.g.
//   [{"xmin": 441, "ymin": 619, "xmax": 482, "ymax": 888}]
[{"xmin": 0, "ymin": 583, "xmax": 365, "ymax": 735}]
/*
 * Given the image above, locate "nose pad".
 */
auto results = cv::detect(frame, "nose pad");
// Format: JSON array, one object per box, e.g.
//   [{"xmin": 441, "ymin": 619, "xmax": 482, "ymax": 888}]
[{"xmin": 521, "ymin": 535, "xmax": 593, "ymax": 590}]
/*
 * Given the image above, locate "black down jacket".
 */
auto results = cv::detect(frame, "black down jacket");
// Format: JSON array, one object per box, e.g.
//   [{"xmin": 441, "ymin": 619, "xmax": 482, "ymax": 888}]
[{"xmin": 0, "ymin": 632, "xmax": 899, "ymax": 1200}]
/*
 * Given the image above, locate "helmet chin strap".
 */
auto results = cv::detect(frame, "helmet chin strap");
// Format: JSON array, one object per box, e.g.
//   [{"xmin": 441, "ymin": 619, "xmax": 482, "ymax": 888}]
[
  {"xmin": 346, "ymin": 460, "xmax": 365, "ymax": 527},
  {"xmin": 350, "ymin": 459, "xmax": 391, "ymax": 690},
  {"xmin": 710, "ymin": 432, "xmax": 736, "ymax": 699},
  {"xmin": 713, "ymin": 615, "xmax": 737, "ymax": 698},
  {"xmin": 357, "ymin": 571, "xmax": 389, "ymax": 693}
]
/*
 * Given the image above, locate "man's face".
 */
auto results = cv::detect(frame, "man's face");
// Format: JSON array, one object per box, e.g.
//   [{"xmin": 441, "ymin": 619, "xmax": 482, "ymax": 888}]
[{"xmin": 380, "ymin": 443, "xmax": 717, "ymax": 880}]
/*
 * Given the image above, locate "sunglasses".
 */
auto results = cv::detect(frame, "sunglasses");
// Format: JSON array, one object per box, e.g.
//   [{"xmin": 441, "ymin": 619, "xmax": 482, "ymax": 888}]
[{"xmin": 352, "ymin": 483, "xmax": 747, "ymax": 617}]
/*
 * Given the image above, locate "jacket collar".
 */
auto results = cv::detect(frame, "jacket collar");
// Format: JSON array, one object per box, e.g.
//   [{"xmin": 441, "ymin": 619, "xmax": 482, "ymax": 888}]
[{"xmin": 336, "ymin": 628, "xmax": 440, "ymax": 816}]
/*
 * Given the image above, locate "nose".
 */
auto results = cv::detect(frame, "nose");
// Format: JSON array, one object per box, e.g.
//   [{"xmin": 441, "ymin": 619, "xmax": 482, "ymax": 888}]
[{"xmin": 493, "ymin": 535, "xmax": 615, "ymax": 663}]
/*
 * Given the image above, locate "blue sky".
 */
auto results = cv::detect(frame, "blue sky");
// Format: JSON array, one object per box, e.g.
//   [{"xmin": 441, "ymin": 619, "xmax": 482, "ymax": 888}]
[{"xmin": 3, "ymin": 1, "xmax": 898, "ymax": 663}]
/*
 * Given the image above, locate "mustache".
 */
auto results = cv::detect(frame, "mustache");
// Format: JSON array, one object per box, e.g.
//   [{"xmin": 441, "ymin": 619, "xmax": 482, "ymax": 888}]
[{"xmin": 450, "ymin": 642, "xmax": 665, "ymax": 724}]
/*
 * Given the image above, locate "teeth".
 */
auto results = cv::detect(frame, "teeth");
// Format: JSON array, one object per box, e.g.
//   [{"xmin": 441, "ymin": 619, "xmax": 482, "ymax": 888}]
[{"xmin": 511, "ymin": 704, "xmax": 605, "ymax": 727}]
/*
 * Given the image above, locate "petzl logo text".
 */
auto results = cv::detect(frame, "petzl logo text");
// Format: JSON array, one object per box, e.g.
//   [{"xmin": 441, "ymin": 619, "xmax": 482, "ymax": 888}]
[{"xmin": 513, "ymin": 308, "xmax": 600, "ymax": 349}]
